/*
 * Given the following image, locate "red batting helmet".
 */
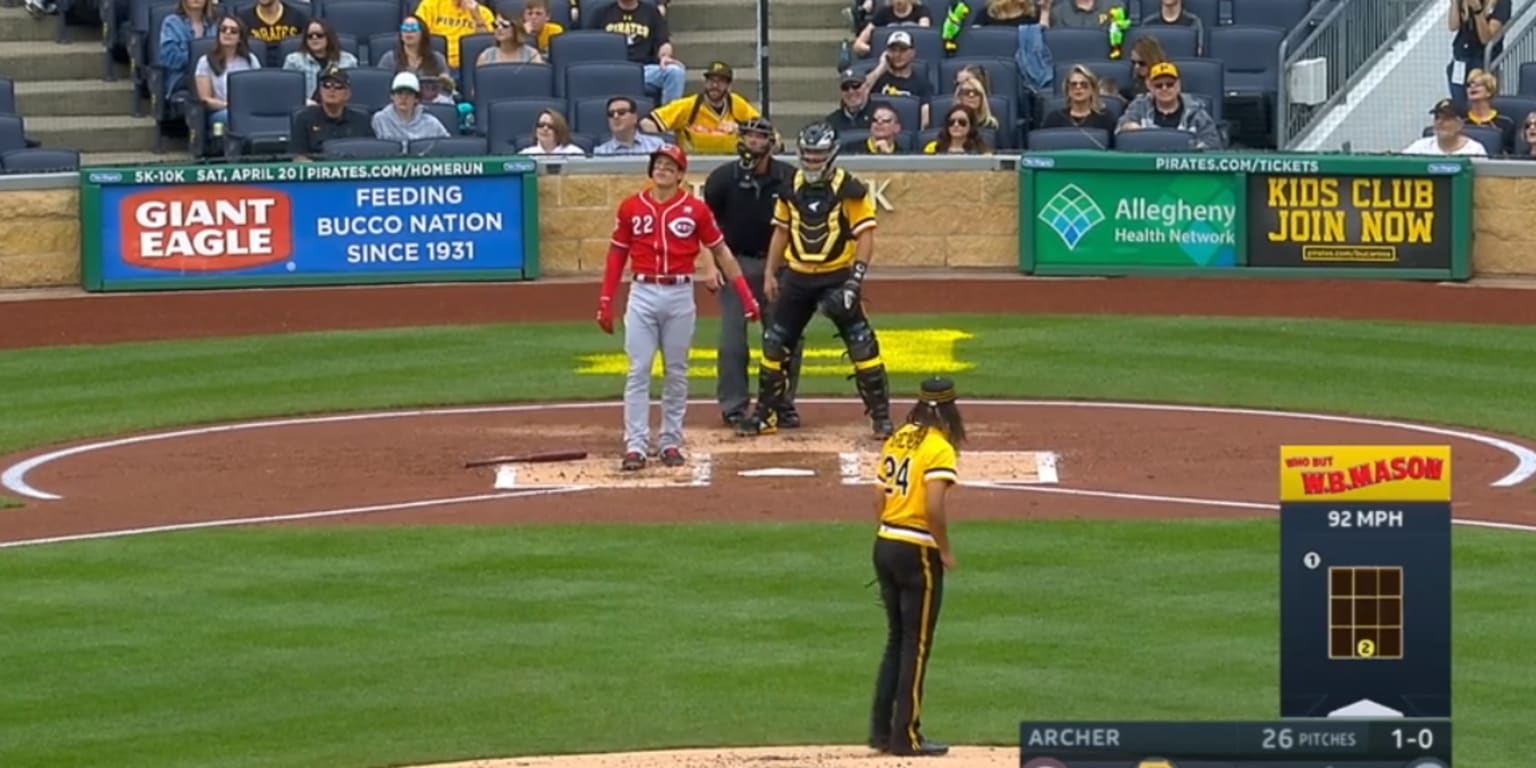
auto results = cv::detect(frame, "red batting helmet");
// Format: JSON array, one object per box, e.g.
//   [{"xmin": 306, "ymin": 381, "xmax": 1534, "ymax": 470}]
[{"xmin": 648, "ymin": 143, "xmax": 688, "ymax": 176}]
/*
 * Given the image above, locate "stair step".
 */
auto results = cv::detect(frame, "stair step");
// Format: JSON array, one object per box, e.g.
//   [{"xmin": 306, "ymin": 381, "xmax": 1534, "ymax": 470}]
[
  {"xmin": 0, "ymin": 6, "xmax": 102, "ymax": 43},
  {"xmin": 0, "ymin": 39, "xmax": 127, "ymax": 80},
  {"xmin": 724, "ymin": 65, "xmax": 844, "ymax": 106},
  {"xmin": 16, "ymin": 78, "xmax": 137, "ymax": 116},
  {"xmin": 25, "ymin": 114, "xmax": 161, "ymax": 153},
  {"xmin": 664, "ymin": 0, "xmax": 759, "ymax": 32}
]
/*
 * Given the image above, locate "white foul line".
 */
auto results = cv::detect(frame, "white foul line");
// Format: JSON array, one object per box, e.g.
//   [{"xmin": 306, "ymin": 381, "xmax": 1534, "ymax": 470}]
[
  {"xmin": 0, "ymin": 485, "xmax": 588, "ymax": 550},
  {"xmin": 970, "ymin": 481, "xmax": 1536, "ymax": 533}
]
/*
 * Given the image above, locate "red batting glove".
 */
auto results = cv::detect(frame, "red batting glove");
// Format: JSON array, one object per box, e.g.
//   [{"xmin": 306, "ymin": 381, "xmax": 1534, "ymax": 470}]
[
  {"xmin": 596, "ymin": 296, "xmax": 615, "ymax": 334},
  {"xmin": 731, "ymin": 275, "xmax": 761, "ymax": 322}
]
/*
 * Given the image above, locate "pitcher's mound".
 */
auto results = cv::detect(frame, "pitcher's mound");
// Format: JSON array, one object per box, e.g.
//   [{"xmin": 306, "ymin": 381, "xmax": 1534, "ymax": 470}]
[{"xmin": 408, "ymin": 744, "xmax": 1015, "ymax": 767}]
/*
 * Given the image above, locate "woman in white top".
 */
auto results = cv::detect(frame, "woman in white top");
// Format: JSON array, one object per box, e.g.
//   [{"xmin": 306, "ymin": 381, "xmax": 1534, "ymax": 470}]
[
  {"xmin": 194, "ymin": 16, "xmax": 262, "ymax": 135},
  {"xmin": 283, "ymin": 19, "xmax": 359, "ymax": 104},
  {"xmin": 518, "ymin": 109, "xmax": 585, "ymax": 155},
  {"xmin": 477, "ymin": 3, "xmax": 543, "ymax": 66}
]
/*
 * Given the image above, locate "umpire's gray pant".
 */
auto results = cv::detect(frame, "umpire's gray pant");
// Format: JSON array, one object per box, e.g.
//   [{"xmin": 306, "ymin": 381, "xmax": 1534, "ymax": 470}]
[{"xmin": 717, "ymin": 256, "xmax": 803, "ymax": 418}]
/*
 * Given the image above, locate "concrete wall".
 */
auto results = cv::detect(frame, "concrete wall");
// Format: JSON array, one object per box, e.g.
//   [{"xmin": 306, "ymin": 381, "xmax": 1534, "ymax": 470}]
[{"xmin": 5, "ymin": 157, "xmax": 1536, "ymax": 290}]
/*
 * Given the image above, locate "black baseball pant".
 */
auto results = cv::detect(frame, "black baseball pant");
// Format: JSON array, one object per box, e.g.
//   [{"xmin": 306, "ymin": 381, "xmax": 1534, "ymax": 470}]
[
  {"xmin": 869, "ymin": 537, "xmax": 945, "ymax": 752},
  {"xmin": 717, "ymin": 256, "xmax": 803, "ymax": 419},
  {"xmin": 752, "ymin": 266, "xmax": 889, "ymax": 422}
]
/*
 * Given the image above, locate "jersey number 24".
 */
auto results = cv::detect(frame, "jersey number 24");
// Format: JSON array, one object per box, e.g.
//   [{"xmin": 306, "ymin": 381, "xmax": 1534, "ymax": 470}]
[{"xmin": 880, "ymin": 454, "xmax": 912, "ymax": 497}]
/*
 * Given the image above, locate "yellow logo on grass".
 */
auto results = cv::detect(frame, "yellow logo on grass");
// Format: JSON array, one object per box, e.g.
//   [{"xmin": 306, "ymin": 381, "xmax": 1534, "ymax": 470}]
[{"xmin": 575, "ymin": 329, "xmax": 975, "ymax": 377}]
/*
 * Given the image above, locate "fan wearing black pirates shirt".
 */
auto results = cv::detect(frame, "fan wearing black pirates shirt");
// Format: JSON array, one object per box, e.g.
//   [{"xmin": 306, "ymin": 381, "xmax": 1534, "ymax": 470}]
[{"xmin": 735, "ymin": 122, "xmax": 894, "ymax": 440}]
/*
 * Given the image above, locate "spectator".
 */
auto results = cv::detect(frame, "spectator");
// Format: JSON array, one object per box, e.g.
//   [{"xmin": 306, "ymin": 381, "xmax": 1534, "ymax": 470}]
[
  {"xmin": 157, "ymin": 0, "xmax": 218, "ymax": 102},
  {"xmin": 827, "ymin": 70, "xmax": 879, "ymax": 131},
  {"xmin": 852, "ymin": 0, "xmax": 932, "ymax": 58},
  {"xmin": 1121, "ymin": 36, "xmax": 1166, "ymax": 101},
  {"xmin": 372, "ymin": 72, "xmax": 452, "ymax": 146},
  {"xmin": 1519, "ymin": 114, "xmax": 1536, "ymax": 159},
  {"xmin": 293, "ymin": 65, "xmax": 375, "ymax": 159},
  {"xmin": 924, "ymin": 104, "xmax": 991, "ymax": 153},
  {"xmin": 593, "ymin": 0, "xmax": 686, "ymax": 104},
  {"xmin": 842, "ymin": 103, "xmax": 904, "ymax": 154},
  {"xmin": 1447, "ymin": 0, "xmax": 1508, "ymax": 108},
  {"xmin": 1140, "ymin": 0, "xmax": 1204, "ymax": 55},
  {"xmin": 1043, "ymin": 64, "xmax": 1117, "ymax": 131},
  {"xmin": 419, "ymin": 73, "xmax": 459, "ymax": 105},
  {"xmin": 642, "ymin": 61, "xmax": 761, "ymax": 155},
  {"xmin": 1116, "ymin": 61, "xmax": 1222, "ymax": 148},
  {"xmin": 479, "ymin": 3, "xmax": 544, "ymax": 64},
  {"xmin": 863, "ymin": 30, "xmax": 934, "ymax": 128},
  {"xmin": 953, "ymin": 62, "xmax": 993, "ymax": 93},
  {"xmin": 954, "ymin": 77, "xmax": 999, "ymax": 130},
  {"xmin": 194, "ymin": 16, "xmax": 262, "ymax": 137},
  {"xmin": 976, "ymin": 0, "xmax": 1046, "ymax": 26},
  {"xmin": 413, "ymin": 0, "xmax": 494, "ymax": 70},
  {"xmin": 595, "ymin": 96, "xmax": 666, "ymax": 155},
  {"xmin": 240, "ymin": 0, "xmax": 310, "ymax": 67},
  {"xmin": 1402, "ymin": 99, "xmax": 1488, "ymax": 155},
  {"xmin": 284, "ymin": 19, "xmax": 359, "ymax": 105},
  {"xmin": 520, "ymin": 109, "xmax": 586, "ymax": 155},
  {"xmin": 378, "ymin": 16, "xmax": 454, "ymax": 83},
  {"xmin": 1464, "ymin": 68, "xmax": 1515, "ymax": 153},
  {"xmin": 522, "ymin": 0, "xmax": 564, "ymax": 55},
  {"xmin": 1050, "ymin": 0, "xmax": 1121, "ymax": 28}
]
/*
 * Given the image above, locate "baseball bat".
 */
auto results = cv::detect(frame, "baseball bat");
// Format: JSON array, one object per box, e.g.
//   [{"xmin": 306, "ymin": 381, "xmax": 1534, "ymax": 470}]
[{"xmin": 463, "ymin": 449, "xmax": 589, "ymax": 469}]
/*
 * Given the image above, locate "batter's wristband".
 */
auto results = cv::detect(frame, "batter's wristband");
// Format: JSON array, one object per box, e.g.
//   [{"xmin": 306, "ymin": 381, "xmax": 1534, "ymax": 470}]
[
  {"xmin": 731, "ymin": 274, "xmax": 754, "ymax": 304},
  {"xmin": 849, "ymin": 261, "xmax": 868, "ymax": 284}
]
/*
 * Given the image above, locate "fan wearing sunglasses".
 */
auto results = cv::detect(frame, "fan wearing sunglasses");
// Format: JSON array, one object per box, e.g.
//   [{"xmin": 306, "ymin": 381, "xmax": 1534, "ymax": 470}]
[
  {"xmin": 923, "ymin": 105, "xmax": 990, "ymax": 154},
  {"xmin": 238, "ymin": 0, "xmax": 309, "ymax": 67},
  {"xmin": 283, "ymin": 20, "xmax": 358, "ymax": 105},
  {"xmin": 194, "ymin": 16, "xmax": 263, "ymax": 138},
  {"xmin": 378, "ymin": 16, "xmax": 453, "ymax": 81},
  {"xmin": 1042, "ymin": 64, "xmax": 1115, "ymax": 132},
  {"xmin": 413, "ymin": 0, "xmax": 494, "ymax": 69},
  {"xmin": 1519, "ymin": 115, "xmax": 1536, "ymax": 159},
  {"xmin": 1116, "ymin": 61, "xmax": 1222, "ymax": 149},
  {"xmin": 478, "ymin": 3, "xmax": 543, "ymax": 65},
  {"xmin": 520, "ymin": 109, "xmax": 586, "ymax": 156}
]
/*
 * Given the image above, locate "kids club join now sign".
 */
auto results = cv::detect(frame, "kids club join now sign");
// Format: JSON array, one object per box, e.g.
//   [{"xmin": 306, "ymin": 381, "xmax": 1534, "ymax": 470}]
[{"xmin": 79, "ymin": 157, "xmax": 542, "ymax": 291}]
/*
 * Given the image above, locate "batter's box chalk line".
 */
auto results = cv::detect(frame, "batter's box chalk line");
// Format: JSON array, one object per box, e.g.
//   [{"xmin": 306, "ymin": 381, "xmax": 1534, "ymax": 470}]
[
  {"xmin": 838, "ymin": 451, "xmax": 1060, "ymax": 486},
  {"xmin": 492, "ymin": 454, "xmax": 715, "ymax": 489}
]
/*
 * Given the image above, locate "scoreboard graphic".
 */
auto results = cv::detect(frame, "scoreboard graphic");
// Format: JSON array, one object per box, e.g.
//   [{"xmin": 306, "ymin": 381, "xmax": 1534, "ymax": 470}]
[{"xmin": 1329, "ymin": 566, "xmax": 1405, "ymax": 660}]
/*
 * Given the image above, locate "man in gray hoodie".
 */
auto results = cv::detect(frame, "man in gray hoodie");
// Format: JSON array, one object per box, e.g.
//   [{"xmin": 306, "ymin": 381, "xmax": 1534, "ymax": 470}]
[
  {"xmin": 371, "ymin": 72, "xmax": 451, "ymax": 149},
  {"xmin": 1116, "ymin": 61, "xmax": 1223, "ymax": 150}
]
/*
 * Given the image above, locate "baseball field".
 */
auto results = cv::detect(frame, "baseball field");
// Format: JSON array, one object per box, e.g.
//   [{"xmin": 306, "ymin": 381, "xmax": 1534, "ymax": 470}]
[{"xmin": 0, "ymin": 276, "xmax": 1532, "ymax": 768}]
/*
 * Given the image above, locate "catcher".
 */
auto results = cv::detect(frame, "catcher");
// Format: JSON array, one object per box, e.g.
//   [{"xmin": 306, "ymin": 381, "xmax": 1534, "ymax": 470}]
[{"xmin": 735, "ymin": 122, "xmax": 893, "ymax": 439}]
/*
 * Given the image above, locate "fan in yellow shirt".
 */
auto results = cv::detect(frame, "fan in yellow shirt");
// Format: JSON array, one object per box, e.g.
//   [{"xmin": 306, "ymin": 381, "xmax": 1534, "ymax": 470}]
[
  {"xmin": 641, "ymin": 61, "xmax": 763, "ymax": 156},
  {"xmin": 522, "ymin": 0, "xmax": 563, "ymax": 53},
  {"xmin": 413, "ymin": 0, "xmax": 493, "ymax": 68}
]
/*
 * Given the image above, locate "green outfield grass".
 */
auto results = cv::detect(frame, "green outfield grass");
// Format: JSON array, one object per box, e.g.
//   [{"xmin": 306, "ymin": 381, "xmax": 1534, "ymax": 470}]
[{"xmin": 1, "ymin": 313, "xmax": 1533, "ymax": 768}]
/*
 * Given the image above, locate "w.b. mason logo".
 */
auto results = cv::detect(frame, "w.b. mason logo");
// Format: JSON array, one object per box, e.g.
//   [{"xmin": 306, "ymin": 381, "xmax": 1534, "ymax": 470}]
[{"xmin": 1038, "ymin": 184, "xmax": 1106, "ymax": 251}]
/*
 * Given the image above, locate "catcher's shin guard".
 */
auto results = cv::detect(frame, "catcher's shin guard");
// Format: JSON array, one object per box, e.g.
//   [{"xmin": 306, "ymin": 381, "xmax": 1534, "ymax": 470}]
[
  {"xmin": 854, "ymin": 365, "xmax": 894, "ymax": 437},
  {"xmin": 739, "ymin": 327, "xmax": 793, "ymax": 436}
]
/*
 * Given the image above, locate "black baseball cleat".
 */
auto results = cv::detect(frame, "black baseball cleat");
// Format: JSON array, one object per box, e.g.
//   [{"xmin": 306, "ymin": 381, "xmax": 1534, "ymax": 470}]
[
  {"xmin": 721, "ymin": 411, "xmax": 745, "ymax": 428},
  {"xmin": 872, "ymin": 416, "xmax": 895, "ymax": 438},
  {"xmin": 867, "ymin": 735, "xmax": 891, "ymax": 753},
  {"xmin": 890, "ymin": 738, "xmax": 950, "ymax": 757},
  {"xmin": 660, "ymin": 447, "xmax": 686, "ymax": 467},
  {"xmin": 778, "ymin": 408, "xmax": 802, "ymax": 428},
  {"xmin": 621, "ymin": 451, "xmax": 646, "ymax": 471},
  {"xmin": 735, "ymin": 413, "xmax": 778, "ymax": 437}
]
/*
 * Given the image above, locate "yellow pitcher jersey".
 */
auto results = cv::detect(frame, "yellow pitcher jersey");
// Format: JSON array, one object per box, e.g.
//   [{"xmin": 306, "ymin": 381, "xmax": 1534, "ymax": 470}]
[{"xmin": 876, "ymin": 424, "xmax": 958, "ymax": 547}]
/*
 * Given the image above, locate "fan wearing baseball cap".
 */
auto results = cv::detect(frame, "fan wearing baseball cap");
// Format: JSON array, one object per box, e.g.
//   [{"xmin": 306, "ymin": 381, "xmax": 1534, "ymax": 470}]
[
  {"xmin": 851, "ymin": 0, "xmax": 934, "ymax": 57},
  {"xmin": 1401, "ymin": 99, "xmax": 1489, "ymax": 156},
  {"xmin": 860, "ymin": 29, "xmax": 935, "ymax": 128},
  {"xmin": 641, "ymin": 61, "xmax": 764, "ymax": 156},
  {"xmin": 370, "ymin": 71, "xmax": 452, "ymax": 149},
  {"xmin": 292, "ymin": 65, "xmax": 376, "ymax": 160},
  {"xmin": 1115, "ymin": 60, "xmax": 1223, "ymax": 149}
]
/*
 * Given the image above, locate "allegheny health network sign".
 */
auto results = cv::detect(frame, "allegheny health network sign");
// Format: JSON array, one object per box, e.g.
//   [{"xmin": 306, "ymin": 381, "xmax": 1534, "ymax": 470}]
[{"xmin": 1016, "ymin": 152, "xmax": 1473, "ymax": 280}]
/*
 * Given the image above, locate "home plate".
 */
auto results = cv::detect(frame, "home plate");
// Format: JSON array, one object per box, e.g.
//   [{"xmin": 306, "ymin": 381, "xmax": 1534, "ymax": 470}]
[{"xmin": 737, "ymin": 467, "xmax": 817, "ymax": 478}]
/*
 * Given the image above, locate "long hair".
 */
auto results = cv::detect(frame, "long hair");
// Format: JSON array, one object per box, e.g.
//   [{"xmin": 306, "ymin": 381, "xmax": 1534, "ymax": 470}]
[
  {"xmin": 305, "ymin": 19, "xmax": 343, "ymax": 65},
  {"xmin": 904, "ymin": 399, "xmax": 967, "ymax": 454},
  {"xmin": 210, "ymin": 17, "xmax": 252, "ymax": 75},
  {"xmin": 396, "ymin": 15, "xmax": 447, "ymax": 78}
]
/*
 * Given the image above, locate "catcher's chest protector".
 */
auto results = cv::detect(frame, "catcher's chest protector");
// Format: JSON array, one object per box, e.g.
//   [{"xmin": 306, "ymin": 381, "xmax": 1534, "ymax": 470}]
[{"xmin": 785, "ymin": 169, "xmax": 867, "ymax": 264}]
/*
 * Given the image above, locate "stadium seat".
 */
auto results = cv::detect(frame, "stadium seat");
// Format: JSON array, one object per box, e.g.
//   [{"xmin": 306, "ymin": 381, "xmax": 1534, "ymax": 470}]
[
  {"xmin": 939, "ymin": 57, "xmax": 1019, "ymax": 104},
  {"xmin": 1124, "ymin": 25, "xmax": 1198, "ymax": 59},
  {"xmin": 1115, "ymin": 126, "xmax": 1198, "ymax": 151},
  {"xmin": 1167, "ymin": 57, "xmax": 1225, "ymax": 122},
  {"xmin": 456, "ymin": 33, "xmax": 499, "ymax": 93},
  {"xmin": 1461, "ymin": 125, "xmax": 1507, "ymax": 155},
  {"xmin": 424, "ymin": 102, "xmax": 462, "ymax": 134},
  {"xmin": 869, "ymin": 26, "xmax": 945, "ymax": 63},
  {"xmin": 474, "ymin": 62, "xmax": 555, "ymax": 105},
  {"xmin": 324, "ymin": 137, "xmax": 405, "ymax": 157},
  {"xmin": 408, "ymin": 136, "xmax": 489, "ymax": 156},
  {"xmin": 345, "ymin": 66, "xmax": 397, "ymax": 112},
  {"xmin": 483, "ymin": 97, "xmax": 566, "ymax": 140},
  {"xmin": 140, "ymin": 2, "xmax": 181, "ymax": 119},
  {"xmin": 2, "ymin": 147, "xmax": 81, "ymax": 172},
  {"xmin": 1230, "ymin": 0, "xmax": 1311, "ymax": 30},
  {"xmin": 954, "ymin": 27, "xmax": 1018, "ymax": 59},
  {"xmin": 1209, "ymin": 25, "xmax": 1284, "ymax": 97},
  {"xmin": 549, "ymin": 29, "xmax": 628, "ymax": 66},
  {"xmin": 1169, "ymin": 0, "xmax": 1220, "ymax": 30},
  {"xmin": 1026, "ymin": 126, "xmax": 1110, "ymax": 150},
  {"xmin": 1492, "ymin": 96, "xmax": 1536, "ymax": 125},
  {"xmin": 0, "ymin": 77, "xmax": 13, "ymax": 115},
  {"xmin": 562, "ymin": 61, "xmax": 645, "ymax": 101},
  {"xmin": 571, "ymin": 95, "xmax": 654, "ymax": 135},
  {"xmin": 0, "ymin": 115, "xmax": 28, "ymax": 153},
  {"xmin": 1520, "ymin": 62, "xmax": 1536, "ymax": 97},
  {"xmin": 225, "ymin": 69, "xmax": 307, "ymax": 158},
  {"xmin": 1044, "ymin": 27, "xmax": 1111, "ymax": 63},
  {"xmin": 321, "ymin": 1, "xmax": 400, "ymax": 43},
  {"xmin": 1038, "ymin": 95, "xmax": 1125, "ymax": 125},
  {"xmin": 131, "ymin": 0, "xmax": 178, "ymax": 112}
]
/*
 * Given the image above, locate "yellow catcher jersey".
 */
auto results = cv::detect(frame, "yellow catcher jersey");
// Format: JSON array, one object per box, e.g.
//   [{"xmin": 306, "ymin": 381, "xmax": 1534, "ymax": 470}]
[
  {"xmin": 876, "ymin": 423, "xmax": 958, "ymax": 547},
  {"xmin": 772, "ymin": 167, "xmax": 877, "ymax": 274}
]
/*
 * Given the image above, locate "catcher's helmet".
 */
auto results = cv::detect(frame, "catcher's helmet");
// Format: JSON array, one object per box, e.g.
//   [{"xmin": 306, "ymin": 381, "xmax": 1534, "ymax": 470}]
[
  {"xmin": 796, "ymin": 122, "xmax": 839, "ymax": 184},
  {"xmin": 648, "ymin": 143, "xmax": 688, "ymax": 176}
]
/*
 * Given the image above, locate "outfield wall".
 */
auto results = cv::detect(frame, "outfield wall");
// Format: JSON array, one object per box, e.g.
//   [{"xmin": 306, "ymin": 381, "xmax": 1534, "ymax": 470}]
[{"xmin": 1, "ymin": 156, "xmax": 1533, "ymax": 290}]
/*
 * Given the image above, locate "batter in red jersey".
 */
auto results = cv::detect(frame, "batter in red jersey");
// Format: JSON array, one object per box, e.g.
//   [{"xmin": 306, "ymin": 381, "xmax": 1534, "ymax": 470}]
[{"xmin": 598, "ymin": 144, "xmax": 762, "ymax": 471}]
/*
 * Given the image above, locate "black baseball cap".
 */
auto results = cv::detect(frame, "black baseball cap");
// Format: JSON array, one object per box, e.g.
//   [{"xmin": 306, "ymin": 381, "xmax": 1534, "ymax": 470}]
[
  {"xmin": 704, "ymin": 61, "xmax": 734, "ymax": 81},
  {"xmin": 1430, "ymin": 98, "xmax": 1465, "ymax": 119},
  {"xmin": 839, "ymin": 69, "xmax": 862, "ymax": 86},
  {"xmin": 920, "ymin": 376, "xmax": 957, "ymax": 404},
  {"xmin": 319, "ymin": 64, "xmax": 349, "ymax": 86}
]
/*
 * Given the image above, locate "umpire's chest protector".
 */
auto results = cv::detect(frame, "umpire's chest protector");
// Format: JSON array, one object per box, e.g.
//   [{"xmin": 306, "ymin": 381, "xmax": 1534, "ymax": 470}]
[{"xmin": 785, "ymin": 168, "xmax": 868, "ymax": 264}]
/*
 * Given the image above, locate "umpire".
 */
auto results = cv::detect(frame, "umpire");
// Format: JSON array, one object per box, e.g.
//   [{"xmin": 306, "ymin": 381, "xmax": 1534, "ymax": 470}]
[{"xmin": 703, "ymin": 117, "xmax": 805, "ymax": 428}]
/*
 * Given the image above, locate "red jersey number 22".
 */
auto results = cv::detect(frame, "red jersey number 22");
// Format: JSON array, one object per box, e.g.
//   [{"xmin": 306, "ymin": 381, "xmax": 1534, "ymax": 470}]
[{"xmin": 631, "ymin": 215, "xmax": 655, "ymax": 236}]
